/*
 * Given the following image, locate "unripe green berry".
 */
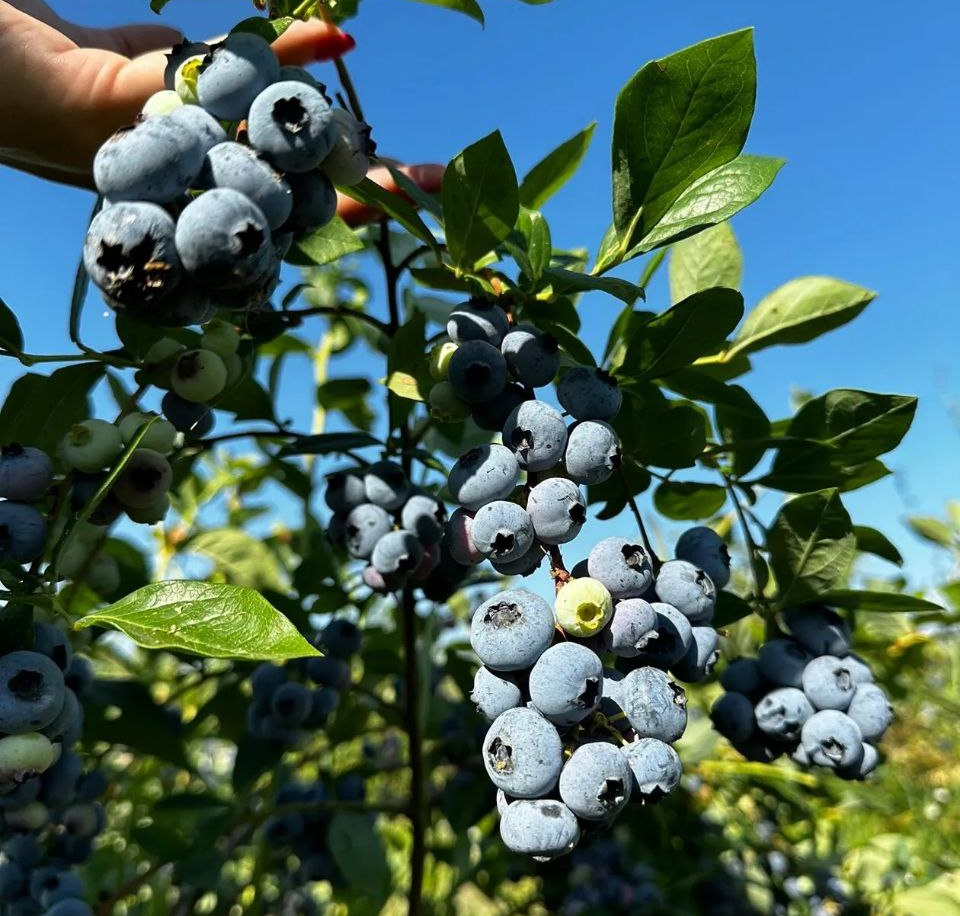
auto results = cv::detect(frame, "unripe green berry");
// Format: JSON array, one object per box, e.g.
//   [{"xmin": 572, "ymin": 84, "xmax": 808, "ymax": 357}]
[
  {"xmin": 87, "ymin": 555, "xmax": 121, "ymax": 595},
  {"xmin": 175, "ymin": 57, "xmax": 204, "ymax": 104},
  {"xmin": 142, "ymin": 89, "xmax": 184, "ymax": 118},
  {"xmin": 0, "ymin": 733, "xmax": 56, "ymax": 791},
  {"xmin": 118, "ymin": 412, "xmax": 177, "ymax": 455},
  {"xmin": 126, "ymin": 494, "xmax": 171, "ymax": 525},
  {"xmin": 5, "ymin": 801, "xmax": 48, "ymax": 831},
  {"xmin": 58, "ymin": 537, "xmax": 100, "ymax": 580},
  {"xmin": 428, "ymin": 381, "xmax": 471, "ymax": 422},
  {"xmin": 554, "ymin": 577, "xmax": 613, "ymax": 637},
  {"xmin": 201, "ymin": 319, "xmax": 241, "ymax": 359},
  {"xmin": 171, "ymin": 349, "xmax": 227, "ymax": 403},
  {"xmin": 61, "ymin": 419, "xmax": 123, "ymax": 473},
  {"xmin": 144, "ymin": 337, "xmax": 186, "ymax": 365},
  {"xmin": 428, "ymin": 341, "xmax": 458, "ymax": 380},
  {"xmin": 223, "ymin": 352, "xmax": 243, "ymax": 386}
]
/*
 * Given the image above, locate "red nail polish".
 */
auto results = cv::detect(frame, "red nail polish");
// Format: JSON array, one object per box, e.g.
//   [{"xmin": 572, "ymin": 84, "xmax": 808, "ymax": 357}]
[{"xmin": 314, "ymin": 31, "xmax": 356, "ymax": 61}]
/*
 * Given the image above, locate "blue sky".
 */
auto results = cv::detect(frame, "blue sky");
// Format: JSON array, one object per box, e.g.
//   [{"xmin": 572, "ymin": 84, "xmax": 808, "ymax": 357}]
[{"xmin": 1, "ymin": 0, "xmax": 958, "ymax": 591}]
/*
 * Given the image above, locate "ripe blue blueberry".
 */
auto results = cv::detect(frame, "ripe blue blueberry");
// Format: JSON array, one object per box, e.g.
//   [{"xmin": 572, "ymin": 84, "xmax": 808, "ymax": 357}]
[
  {"xmin": 284, "ymin": 171, "xmax": 337, "ymax": 233},
  {"xmin": 167, "ymin": 98, "xmax": 228, "ymax": 154},
  {"xmin": 498, "ymin": 798, "xmax": 580, "ymax": 860},
  {"xmin": 40, "ymin": 689, "xmax": 82, "ymax": 742},
  {"xmin": 587, "ymin": 536, "xmax": 653, "ymax": 599},
  {"xmin": 305, "ymin": 656, "xmax": 350, "ymax": 690},
  {"xmin": 502, "ymin": 400, "xmax": 567, "ymax": 472},
  {"xmin": 446, "ymin": 340, "xmax": 509, "ymax": 405},
  {"xmin": 200, "ymin": 142, "xmax": 293, "ymax": 230},
  {"xmin": 557, "ymin": 367, "xmax": 622, "ymax": 421},
  {"xmin": 447, "ymin": 300, "xmax": 510, "ymax": 347},
  {"xmin": 671, "ymin": 625, "xmax": 720, "ymax": 683},
  {"xmin": 710, "ymin": 691, "xmax": 756, "ymax": 743},
  {"xmin": 564, "ymin": 420, "xmax": 621, "ymax": 485},
  {"xmin": 755, "ymin": 687, "xmax": 814, "ymax": 741},
  {"xmin": 675, "ymin": 526, "xmax": 731, "ymax": 589},
  {"xmin": 0, "ymin": 445, "xmax": 52, "ymax": 502},
  {"xmin": 757, "ymin": 638, "xmax": 811, "ymax": 688},
  {"xmin": 500, "ymin": 324, "xmax": 560, "ymax": 388},
  {"xmin": 271, "ymin": 682, "xmax": 313, "ymax": 727},
  {"xmin": 838, "ymin": 742, "xmax": 878, "ymax": 781},
  {"xmin": 470, "ymin": 501, "xmax": 535, "ymax": 563},
  {"xmin": 719, "ymin": 657, "xmax": 765, "ymax": 696},
  {"xmin": 324, "ymin": 469, "xmax": 366, "ymax": 512},
  {"xmin": 558, "ymin": 742, "xmax": 633, "ymax": 821},
  {"xmin": 783, "ymin": 605, "xmax": 851, "ymax": 657},
  {"xmin": 800, "ymin": 709, "xmax": 863, "ymax": 769},
  {"xmin": 801, "ymin": 656, "xmax": 857, "ymax": 711},
  {"xmin": 38, "ymin": 871, "xmax": 85, "ymax": 907},
  {"xmin": 363, "ymin": 460, "xmax": 410, "ymax": 511},
  {"xmin": 161, "ymin": 392, "xmax": 214, "ymax": 436},
  {"xmin": 247, "ymin": 81, "xmax": 336, "ymax": 173},
  {"xmin": 620, "ymin": 738, "xmax": 682, "ymax": 801},
  {"xmin": 45, "ymin": 899, "xmax": 94, "ymax": 916},
  {"xmin": 471, "ymin": 667, "xmax": 522, "ymax": 721},
  {"xmin": 482, "ymin": 706, "xmax": 564, "ymax": 798},
  {"xmin": 470, "ymin": 588, "xmax": 554, "ymax": 671},
  {"xmin": 526, "ymin": 477, "xmax": 586, "ymax": 545},
  {"xmin": 400, "ymin": 493, "xmax": 445, "ymax": 545},
  {"xmin": 529, "ymin": 642, "xmax": 603, "ymax": 726},
  {"xmin": 619, "ymin": 667, "xmax": 687, "ymax": 742},
  {"xmin": 0, "ymin": 502, "xmax": 48, "ymax": 565},
  {"xmin": 839, "ymin": 653, "xmax": 875, "ymax": 685},
  {"xmin": 654, "ymin": 560, "xmax": 716, "ymax": 624},
  {"xmin": 0, "ymin": 862, "xmax": 24, "ymax": 901},
  {"xmin": 602, "ymin": 598, "xmax": 657, "ymax": 657},
  {"xmin": 38, "ymin": 749, "xmax": 82, "ymax": 808},
  {"xmin": 491, "ymin": 543, "xmax": 545, "ymax": 577},
  {"xmin": 632, "ymin": 602, "xmax": 693, "ymax": 669},
  {"xmin": 845, "ymin": 683, "xmax": 893, "ymax": 741},
  {"xmin": 343, "ymin": 504, "xmax": 392, "ymax": 560},
  {"xmin": 445, "ymin": 507, "xmax": 482, "ymax": 565},
  {"xmin": 371, "ymin": 530, "xmax": 423, "ymax": 576},
  {"xmin": 317, "ymin": 618, "xmax": 362, "ymax": 659},
  {"xmin": 448, "ymin": 444, "xmax": 519, "ymax": 510},
  {"xmin": 472, "ymin": 383, "xmax": 531, "ymax": 433},
  {"xmin": 196, "ymin": 33, "xmax": 280, "ymax": 120}
]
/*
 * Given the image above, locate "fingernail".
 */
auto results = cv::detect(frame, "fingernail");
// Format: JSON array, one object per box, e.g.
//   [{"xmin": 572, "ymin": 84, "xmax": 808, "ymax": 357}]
[{"xmin": 314, "ymin": 30, "xmax": 356, "ymax": 61}]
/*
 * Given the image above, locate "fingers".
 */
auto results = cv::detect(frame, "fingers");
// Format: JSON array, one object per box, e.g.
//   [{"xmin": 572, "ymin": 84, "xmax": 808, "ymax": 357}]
[
  {"xmin": 270, "ymin": 19, "xmax": 356, "ymax": 65},
  {"xmin": 62, "ymin": 22, "xmax": 183, "ymax": 56},
  {"xmin": 338, "ymin": 163, "xmax": 446, "ymax": 227}
]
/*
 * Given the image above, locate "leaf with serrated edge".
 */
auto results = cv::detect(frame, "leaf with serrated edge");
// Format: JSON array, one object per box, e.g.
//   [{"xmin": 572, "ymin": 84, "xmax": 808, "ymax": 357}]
[{"xmin": 75, "ymin": 581, "xmax": 318, "ymax": 661}]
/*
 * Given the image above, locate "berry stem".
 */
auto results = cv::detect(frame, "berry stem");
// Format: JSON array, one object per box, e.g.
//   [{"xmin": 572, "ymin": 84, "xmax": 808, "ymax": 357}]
[
  {"xmin": 722, "ymin": 472, "xmax": 769, "ymax": 611},
  {"xmin": 617, "ymin": 466, "xmax": 661, "ymax": 573},
  {"xmin": 548, "ymin": 544, "xmax": 571, "ymax": 594},
  {"xmin": 318, "ymin": 3, "xmax": 365, "ymax": 122}
]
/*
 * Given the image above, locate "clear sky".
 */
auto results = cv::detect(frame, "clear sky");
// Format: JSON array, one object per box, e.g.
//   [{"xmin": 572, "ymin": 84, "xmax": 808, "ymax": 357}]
[{"xmin": 2, "ymin": 0, "xmax": 958, "ymax": 589}]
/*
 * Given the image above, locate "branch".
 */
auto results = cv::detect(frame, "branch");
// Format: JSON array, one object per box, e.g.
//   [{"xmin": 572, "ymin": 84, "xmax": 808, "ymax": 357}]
[
  {"xmin": 400, "ymin": 585, "xmax": 425, "ymax": 916},
  {"xmin": 288, "ymin": 305, "xmax": 390, "ymax": 335}
]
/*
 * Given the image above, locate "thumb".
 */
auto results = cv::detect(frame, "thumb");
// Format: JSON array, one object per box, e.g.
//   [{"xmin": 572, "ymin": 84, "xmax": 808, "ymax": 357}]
[{"xmin": 65, "ymin": 22, "xmax": 184, "ymax": 56}]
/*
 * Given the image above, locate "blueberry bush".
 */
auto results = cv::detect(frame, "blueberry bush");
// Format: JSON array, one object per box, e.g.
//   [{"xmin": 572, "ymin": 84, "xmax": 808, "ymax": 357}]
[{"xmin": 0, "ymin": 1, "xmax": 956, "ymax": 915}]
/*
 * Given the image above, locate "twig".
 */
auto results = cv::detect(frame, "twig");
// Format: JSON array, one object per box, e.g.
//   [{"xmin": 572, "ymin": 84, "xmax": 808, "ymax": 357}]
[
  {"xmin": 617, "ymin": 466, "xmax": 661, "ymax": 573},
  {"xmin": 722, "ymin": 472, "xmax": 768, "ymax": 609},
  {"xmin": 287, "ymin": 306, "xmax": 390, "ymax": 335},
  {"xmin": 400, "ymin": 585, "xmax": 425, "ymax": 916}
]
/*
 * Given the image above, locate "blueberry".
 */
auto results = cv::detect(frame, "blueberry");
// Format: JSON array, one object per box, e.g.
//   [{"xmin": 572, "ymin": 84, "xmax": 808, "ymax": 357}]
[
  {"xmin": 371, "ymin": 530, "xmax": 423, "ymax": 575},
  {"xmin": 675, "ymin": 526, "xmax": 731, "ymax": 589},
  {"xmin": 554, "ymin": 577, "xmax": 614, "ymax": 638},
  {"xmin": 76, "ymin": 769, "xmax": 109, "ymax": 802},
  {"xmin": 671, "ymin": 625, "xmax": 720, "ymax": 683},
  {"xmin": 620, "ymin": 738, "xmax": 681, "ymax": 801},
  {"xmin": 2, "ymin": 834, "xmax": 42, "ymax": 867},
  {"xmin": 167, "ymin": 103, "xmax": 229, "ymax": 154},
  {"xmin": 38, "ymin": 748, "xmax": 82, "ymax": 807},
  {"xmin": 271, "ymin": 682, "xmax": 312, "ymax": 727},
  {"xmin": 602, "ymin": 598, "xmax": 657, "ymax": 657},
  {"xmin": 113, "ymin": 448, "xmax": 173, "ymax": 509},
  {"xmin": 839, "ymin": 653, "xmax": 875, "ymax": 685},
  {"xmin": 200, "ymin": 142, "xmax": 293, "ymax": 230},
  {"xmin": 801, "ymin": 656, "xmax": 857, "ymax": 711},
  {"xmin": 529, "ymin": 642, "xmax": 603, "ymax": 726},
  {"xmin": 45, "ymin": 899, "xmax": 94, "ymax": 916},
  {"xmin": 557, "ymin": 368, "xmax": 622, "ymax": 421},
  {"xmin": 94, "ymin": 119, "xmax": 203, "ymax": 203},
  {"xmin": 427, "ymin": 380, "xmax": 471, "ymax": 422},
  {"xmin": 499, "ymin": 798, "xmax": 580, "ymax": 860},
  {"xmin": 448, "ymin": 444, "xmax": 519, "ymax": 510},
  {"xmin": 64, "ymin": 657, "xmax": 94, "ymax": 698},
  {"xmin": 654, "ymin": 560, "xmax": 716, "ymax": 624},
  {"xmin": 845, "ymin": 683, "xmax": 893, "ymax": 741},
  {"xmin": 837, "ymin": 742, "xmax": 878, "ymax": 780},
  {"xmin": 161, "ymin": 392, "xmax": 214, "ymax": 436},
  {"xmin": 117, "ymin": 412, "xmax": 177, "ymax": 454},
  {"xmin": 631, "ymin": 603, "xmax": 693, "ymax": 669},
  {"xmin": 0, "ymin": 734, "xmax": 56, "ymax": 792},
  {"xmin": 320, "ymin": 109, "xmax": 373, "ymax": 186},
  {"xmin": 491, "ymin": 542, "xmax": 546, "ymax": 577},
  {"xmin": 361, "ymin": 564, "xmax": 398, "ymax": 593},
  {"xmin": 0, "ymin": 777, "xmax": 40, "ymax": 810},
  {"xmin": 483, "ymin": 707, "xmax": 564, "ymax": 797},
  {"xmin": 783, "ymin": 605, "xmax": 851, "ymax": 656},
  {"xmin": 619, "ymin": 667, "xmax": 687, "ymax": 742},
  {"xmin": 470, "ymin": 588, "xmax": 554, "ymax": 671},
  {"xmin": 755, "ymin": 687, "xmax": 814, "ymax": 741},
  {"xmin": 445, "ymin": 507, "xmax": 482, "ymax": 565},
  {"xmin": 501, "ymin": 324, "xmax": 560, "ymax": 388},
  {"xmin": 175, "ymin": 189, "xmax": 273, "ymax": 290},
  {"xmin": 447, "ymin": 300, "xmax": 510, "ymax": 347},
  {"xmin": 559, "ymin": 741, "xmax": 633, "ymax": 821},
  {"xmin": 40, "ymin": 688, "xmax": 82, "ymax": 742},
  {"xmin": 307, "ymin": 687, "xmax": 340, "ymax": 725},
  {"xmin": 0, "ymin": 445, "xmax": 53, "ymax": 501},
  {"xmin": 719, "ymin": 657, "xmax": 765, "ymax": 696},
  {"xmin": 285, "ymin": 170, "xmax": 338, "ymax": 233},
  {"xmin": 447, "ymin": 340, "xmax": 508, "ymax": 405},
  {"xmin": 62, "ymin": 802, "xmax": 101, "ymax": 839},
  {"xmin": 757, "ymin": 639, "xmax": 811, "ymax": 688},
  {"xmin": 164, "ymin": 39, "xmax": 210, "ymax": 89},
  {"xmin": 318, "ymin": 619, "xmax": 362, "ymax": 659},
  {"xmin": 62, "ymin": 419, "xmax": 124, "ymax": 474},
  {"xmin": 502, "ymin": 400, "xmax": 567, "ymax": 472},
  {"xmin": 324, "ymin": 469, "xmax": 366, "ymax": 512},
  {"xmin": 588, "ymin": 536, "xmax": 653, "ymax": 599},
  {"xmin": 400, "ymin": 493, "xmax": 445, "ymax": 545},
  {"xmin": 32, "ymin": 623, "xmax": 72, "ymax": 671},
  {"xmin": 0, "ymin": 861, "xmax": 24, "ymax": 901},
  {"xmin": 343, "ymin": 503, "xmax": 392, "ymax": 560},
  {"xmin": 363, "ymin": 460, "xmax": 410, "ymax": 511},
  {"xmin": 248, "ymin": 81, "xmax": 336, "ymax": 173},
  {"xmin": 526, "ymin": 477, "xmax": 586, "ymax": 545},
  {"xmin": 471, "ymin": 667, "xmax": 522, "ymax": 721},
  {"xmin": 471, "ymin": 383, "xmax": 531, "ymax": 432},
  {"xmin": 196, "ymin": 33, "xmax": 279, "ymax": 120},
  {"xmin": 801, "ymin": 709, "xmax": 864, "ymax": 769},
  {"xmin": 0, "ymin": 652, "xmax": 65, "ymax": 732},
  {"xmin": 564, "ymin": 420, "xmax": 621, "ymax": 485},
  {"xmin": 710, "ymin": 692, "xmax": 756, "ymax": 743},
  {"xmin": 305, "ymin": 657, "xmax": 350, "ymax": 690},
  {"xmin": 471, "ymin": 501, "xmax": 535, "ymax": 563}
]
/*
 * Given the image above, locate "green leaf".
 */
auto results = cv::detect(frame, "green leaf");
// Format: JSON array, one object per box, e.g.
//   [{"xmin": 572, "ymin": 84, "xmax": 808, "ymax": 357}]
[
  {"xmin": 0, "ymin": 363, "xmax": 103, "ymax": 458},
  {"xmin": 74, "ymin": 581, "xmax": 318, "ymax": 661},
  {"xmin": 188, "ymin": 530, "xmax": 287, "ymax": 592},
  {"xmin": 669, "ymin": 223, "xmax": 742, "ymax": 304},
  {"xmin": 386, "ymin": 372, "xmax": 426, "ymax": 401},
  {"xmin": 233, "ymin": 736, "xmax": 285, "ymax": 793},
  {"xmin": 906, "ymin": 516, "xmax": 954, "ymax": 547},
  {"xmin": 622, "ymin": 402, "xmax": 707, "ymax": 469},
  {"xmin": 542, "ymin": 268, "xmax": 643, "ymax": 305},
  {"xmin": 587, "ymin": 459, "xmax": 651, "ymax": 520},
  {"xmin": 612, "ymin": 29, "xmax": 756, "ymax": 253},
  {"xmin": 853, "ymin": 526, "xmax": 903, "ymax": 566},
  {"xmin": 714, "ymin": 590, "xmax": 754, "ymax": 628},
  {"xmin": 714, "ymin": 384, "xmax": 771, "ymax": 477},
  {"xmin": 149, "ymin": 0, "xmax": 173, "ymax": 10},
  {"xmin": 442, "ymin": 130, "xmax": 519, "ymax": 269},
  {"xmin": 214, "ymin": 376, "xmax": 276, "ymax": 423},
  {"xmin": 519, "ymin": 124, "xmax": 596, "ymax": 209},
  {"xmin": 285, "ymin": 216, "xmax": 364, "ymax": 267},
  {"xmin": 768, "ymin": 489, "xmax": 856, "ymax": 608},
  {"xmin": 278, "ymin": 431, "xmax": 382, "ymax": 457},
  {"xmin": 728, "ymin": 276, "xmax": 877, "ymax": 359},
  {"xmin": 511, "ymin": 208, "xmax": 551, "ymax": 282},
  {"xmin": 384, "ymin": 163, "xmax": 443, "ymax": 220},
  {"xmin": 822, "ymin": 589, "xmax": 942, "ymax": 613},
  {"xmin": 340, "ymin": 178, "xmax": 439, "ymax": 253},
  {"xmin": 654, "ymin": 481, "xmax": 726, "ymax": 520},
  {"xmin": 398, "ymin": 0, "xmax": 484, "ymax": 23},
  {"xmin": 618, "ymin": 288, "xmax": 743, "ymax": 380},
  {"xmin": 328, "ymin": 812, "xmax": 391, "ymax": 906},
  {"xmin": 230, "ymin": 17, "xmax": 295, "ymax": 41},
  {"xmin": 0, "ymin": 295, "xmax": 24, "ymax": 353},
  {"xmin": 636, "ymin": 155, "xmax": 784, "ymax": 253}
]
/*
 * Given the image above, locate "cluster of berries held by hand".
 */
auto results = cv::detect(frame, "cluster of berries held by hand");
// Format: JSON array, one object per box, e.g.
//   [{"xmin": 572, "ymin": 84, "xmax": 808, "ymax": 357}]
[
  {"xmin": 711, "ymin": 605, "xmax": 892, "ymax": 780},
  {"xmin": 247, "ymin": 619, "xmax": 361, "ymax": 747},
  {"xmin": 84, "ymin": 32, "xmax": 371, "ymax": 329},
  {"xmin": 0, "ymin": 624, "xmax": 105, "ymax": 916}
]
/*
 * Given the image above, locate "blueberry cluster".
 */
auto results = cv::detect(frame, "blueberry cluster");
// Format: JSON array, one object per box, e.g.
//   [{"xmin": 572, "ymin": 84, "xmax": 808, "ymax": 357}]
[
  {"xmin": 84, "ymin": 32, "xmax": 371, "ymax": 329},
  {"xmin": 711, "ymin": 605, "xmax": 892, "ymax": 779},
  {"xmin": 0, "ymin": 626, "xmax": 104, "ymax": 916},
  {"xmin": 246, "ymin": 619, "xmax": 361, "ymax": 747},
  {"xmin": 325, "ymin": 462, "xmax": 462, "ymax": 597},
  {"xmin": 0, "ymin": 446, "xmax": 54, "ymax": 568},
  {"xmin": 560, "ymin": 840, "xmax": 662, "ymax": 915}
]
